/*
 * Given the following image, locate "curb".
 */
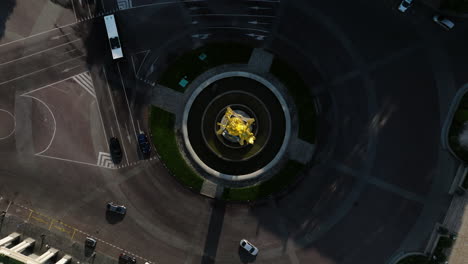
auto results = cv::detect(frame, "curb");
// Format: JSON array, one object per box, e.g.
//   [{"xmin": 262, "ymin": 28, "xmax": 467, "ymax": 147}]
[
  {"xmin": 387, "ymin": 251, "xmax": 427, "ymax": 264},
  {"xmin": 441, "ymin": 83, "xmax": 468, "ymax": 162}
]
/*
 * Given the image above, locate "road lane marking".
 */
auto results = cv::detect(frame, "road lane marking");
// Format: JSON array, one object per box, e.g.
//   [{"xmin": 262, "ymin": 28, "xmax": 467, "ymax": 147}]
[
  {"xmin": 0, "ymin": 109, "xmax": 15, "ymax": 140},
  {"xmin": 204, "ymin": 26, "xmax": 269, "ymax": 33},
  {"xmin": 8, "ymin": 202, "xmax": 155, "ymax": 263},
  {"xmin": 27, "ymin": 210, "xmax": 33, "ymax": 221},
  {"xmin": 0, "ymin": 55, "xmax": 85, "ymax": 86},
  {"xmin": 0, "ymin": 39, "xmax": 81, "ymax": 67},
  {"xmin": 70, "ymin": 0, "xmax": 78, "ymax": 22},
  {"xmin": 117, "ymin": 62, "xmax": 138, "ymax": 142},
  {"xmin": 190, "ymin": 14, "xmax": 275, "ymax": 18},
  {"xmin": 20, "ymin": 94, "xmax": 57, "ymax": 156},
  {"xmin": 103, "ymin": 66, "xmax": 129, "ymax": 164}
]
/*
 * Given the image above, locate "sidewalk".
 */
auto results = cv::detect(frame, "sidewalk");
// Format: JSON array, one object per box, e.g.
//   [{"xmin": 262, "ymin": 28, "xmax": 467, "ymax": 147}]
[{"xmin": 445, "ymin": 193, "xmax": 468, "ymax": 263}]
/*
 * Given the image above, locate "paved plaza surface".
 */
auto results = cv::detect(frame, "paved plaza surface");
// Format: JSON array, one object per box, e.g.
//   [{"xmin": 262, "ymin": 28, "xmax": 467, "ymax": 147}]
[{"xmin": 0, "ymin": 0, "xmax": 468, "ymax": 263}]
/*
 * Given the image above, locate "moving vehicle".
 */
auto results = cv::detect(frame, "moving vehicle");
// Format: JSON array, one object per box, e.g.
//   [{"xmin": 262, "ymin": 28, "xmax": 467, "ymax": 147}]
[
  {"xmin": 138, "ymin": 132, "xmax": 151, "ymax": 156},
  {"xmin": 119, "ymin": 253, "xmax": 136, "ymax": 264},
  {"xmin": 398, "ymin": 0, "xmax": 413, "ymax": 12},
  {"xmin": 239, "ymin": 239, "xmax": 259, "ymax": 256},
  {"xmin": 106, "ymin": 202, "xmax": 127, "ymax": 215},
  {"xmin": 433, "ymin": 15, "xmax": 455, "ymax": 30},
  {"xmin": 85, "ymin": 237, "xmax": 97, "ymax": 249},
  {"xmin": 109, "ymin": 137, "xmax": 123, "ymax": 164},
  {"xmin": 104, "ymin": 15, "xmax": 124, "ymax": 59}
]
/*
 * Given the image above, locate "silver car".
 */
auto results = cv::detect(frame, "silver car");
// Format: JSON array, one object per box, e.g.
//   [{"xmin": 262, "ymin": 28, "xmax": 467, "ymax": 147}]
[
  {"xmin": 240, "ymin": 239, "xmax": 259, "ymax": 256},
  {"xmin": 398, "ymin": 0, "xmax": 413, "ymax": 12}
]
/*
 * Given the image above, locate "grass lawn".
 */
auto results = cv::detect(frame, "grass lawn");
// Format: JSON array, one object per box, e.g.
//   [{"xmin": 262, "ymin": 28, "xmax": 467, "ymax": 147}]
[
  {"xmin": 222, "ymin": 160, "xmax": 304, "ymax": 201},
  {"xmin": 159, "ymin": 42, "xmax": 253, "ymax": 92},
  {"xmin": 150, "ymin": 107, "xmax": 204, "ymax": 191},
  {"xmin": 441, "ymin": 0, "xmax": 468, "ymax": 13},
  {"xmin": 0, "ymin": 254, "xmax": 24, "ymax": 264},
  {"xmin": 270, "ymin": 57, "xmax": 317, "ymax": 144},
  {"xmin": 449, "ymin": 93, "xmax": 468, "ymax": 162}
]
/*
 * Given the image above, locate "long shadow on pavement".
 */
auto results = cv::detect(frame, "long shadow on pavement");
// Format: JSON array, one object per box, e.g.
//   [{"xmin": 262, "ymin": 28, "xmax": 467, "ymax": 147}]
[
  {"xmin": 0, "ymin": 0, "xmax": 16, "ymax": 41},
  {"xmin": 201, "ymin": 200, "xmax": 226, "ymax": 264}
]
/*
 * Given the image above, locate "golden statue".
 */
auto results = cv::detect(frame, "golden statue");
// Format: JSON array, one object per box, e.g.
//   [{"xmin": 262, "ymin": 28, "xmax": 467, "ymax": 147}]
[{"xmin": 216, "ymin": 107, "xmax": 256, "ymax": 145}]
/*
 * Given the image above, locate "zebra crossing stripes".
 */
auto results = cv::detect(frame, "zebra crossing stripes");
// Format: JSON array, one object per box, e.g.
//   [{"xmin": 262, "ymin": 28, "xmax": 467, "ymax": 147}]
[
  {"xmin": 72, "ymin": 72, "xmax": 96, "ymax": 98},
  {"xmin": 117, "ymin": 0, "xmax": 133, "ymax": 10},
  {"xmin": 97, "ymin": 152, "xmax": 114, "ymax": 168}
]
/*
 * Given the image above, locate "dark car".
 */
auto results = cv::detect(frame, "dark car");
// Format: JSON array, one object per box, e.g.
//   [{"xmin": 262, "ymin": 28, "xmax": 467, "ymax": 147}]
[
  {"xmin": 137, "ymin": 133, "xmax": 151, "ymax": 156},
  {"xmin": 119, "ymin": 253, "xmax": 136, "ymax": 264},
  {"xmin": 106, "ymin": 202, "xmax": 127, "ymax": 215},
  {"xmin": 85, "ymin": 237, "xmax": 97, "ymax": 249},
  {"xmin": 109, "ymin": 137, "xmax": 123, "ymax": 164}
]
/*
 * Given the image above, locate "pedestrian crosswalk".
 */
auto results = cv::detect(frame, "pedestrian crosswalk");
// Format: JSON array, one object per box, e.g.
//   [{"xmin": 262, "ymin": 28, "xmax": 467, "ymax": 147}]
[
  {"xmin": 117, "ymin": 0, "xmax": 133, "ymax": 10},
  {"xmin": 72, "ymin": 72, "xmax": 96, "ymax": 98},
  {"xmin": 97, "ymin": 152, "xmax": 114, "ymax": 168}
]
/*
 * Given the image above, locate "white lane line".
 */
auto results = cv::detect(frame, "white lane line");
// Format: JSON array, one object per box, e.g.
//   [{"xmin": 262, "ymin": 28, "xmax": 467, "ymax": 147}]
[
  {"xmin": 0, "ymin": 39, "xmax": 81, "ymax": 67},
  {"xmin": 0, "ymin": 109, "xmax": 15, "ymax": 140},
  {"xmin": 22, "ymin": 74, "xmax": 79, "ymax": 95},
  {"xmin": 204, "ymin": 26, "xmax": 269, "ymax": 33},
  {"xmin": 137, "ymin": 120, "xmax": 141, "ymax": 133},
  {"xmin": 73, "ymin": 75, "xmax": 96, "ymax": 97},
  {"xmin": 51, "ymin": 33, "xmax": 71, "ymax": 40},
  {"xmin": 86, "ymin": 0, "xmax": 93, "ymax": 18},
  {"xmin": 117, "ymin": 62, "xmax": 138, "ymax": 142},
  {"xmin": 20, "ymin": 94, "xmax": 56, "ymax": 156},
  {"xmin": 190, "ymin": 14, "xmax": 275, "ymax": 18},
  {"xmin": 0, "ymin": 1, "xmax": 204, "ymax": 49},
  {"xmin": 77, "ymin": 73, "xmax": 95, "ymax": 92},
  {"xmin": 0, "ymin": 55, "xmax": 85, "ymax": 86},
  {"xmin": 87, "ymin": 72, "xmax": 108, "ymax": 144},
  {"xmin": 103, "ymin": 67, "xmax": 129, "ymax": 164},
  {"xmin": 110, "ymin": 126, "xmax": 115, "ymax": 137},
  {"xmin": 35, "ymin": 154, "xmax": 117, "ymax": 169},
  {"xmin": 246, "ymin": 0, "xmax": 280, "ymax": 2},
  {"xmin": 0, "ymin": 22, "xmax": 78, "ymax": 48},
  {"xmin": 70, "ymin": 0, "xmax": 78, "ymax": 23}
]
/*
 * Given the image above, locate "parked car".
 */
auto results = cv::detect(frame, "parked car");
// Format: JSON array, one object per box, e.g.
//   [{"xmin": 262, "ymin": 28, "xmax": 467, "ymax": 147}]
[
  {"xmin": 398, "ymin": 0, "xmax": 413, "ymax": 12},
  {"xmin": 239, "ymin": 239, "xmax": 259, "ymax": 256},
  {"xmin": 109, "ymin": 137, "xmax": 123, "ymax": 164},
  {"xmin": 433, "ymin": 15, "xmax": 454, "ymax": 30},
  {"xmin": 137, "ymin": 132, "xmax": 151, "ymax": 156},
  {"xmin": 106, "ymin": 202, "xmax": 127, "ymax": 215},
  {"xmin": 85, "ymin": 237, "xmax": 97, "ymax": 248},
  {"xmin": 119, "ymin": 253, "xmax": 136, "ymax": 264}
]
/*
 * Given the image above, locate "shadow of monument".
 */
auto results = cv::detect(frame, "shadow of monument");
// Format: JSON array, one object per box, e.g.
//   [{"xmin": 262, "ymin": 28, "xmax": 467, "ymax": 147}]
[{"xmin": 0, "ymin": 0, "xmax": 16, "ymax": 42}]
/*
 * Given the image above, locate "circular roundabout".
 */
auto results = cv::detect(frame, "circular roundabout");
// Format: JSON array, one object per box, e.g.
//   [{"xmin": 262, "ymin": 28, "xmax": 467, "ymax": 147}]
[{"xmin": 183, "ymin": 72, "xmax": 291, "ymax": 182}]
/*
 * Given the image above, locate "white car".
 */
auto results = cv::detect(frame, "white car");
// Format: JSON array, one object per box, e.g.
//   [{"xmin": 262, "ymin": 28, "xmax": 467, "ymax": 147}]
[
  {"xmin": 240, "ymin": 239, "xmax": 258, "ymax": 256},
  {"xmin": 398, "ymin": 0, "xmax": 413, "ymax": 12},
  {"xmin": 433, "ymin": 15, "xmax": 455, "ymax": 30}
]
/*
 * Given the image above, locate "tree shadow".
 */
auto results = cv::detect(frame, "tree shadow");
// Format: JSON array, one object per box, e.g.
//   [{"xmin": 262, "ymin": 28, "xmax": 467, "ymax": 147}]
[{"xmin": 0, "ymin": 0, "xmax": 16, "ymax": 41}]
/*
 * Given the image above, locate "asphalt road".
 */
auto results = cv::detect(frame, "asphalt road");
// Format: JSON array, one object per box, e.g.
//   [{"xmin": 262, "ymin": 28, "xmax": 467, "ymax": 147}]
[{"xmin": 0, "ymin": 0, "xmax": 467, "ymax": 263}]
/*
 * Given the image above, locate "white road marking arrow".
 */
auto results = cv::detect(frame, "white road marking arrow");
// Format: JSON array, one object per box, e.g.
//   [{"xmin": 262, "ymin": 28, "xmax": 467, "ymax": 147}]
[
  {"xmin": 191, "ymin": 34, "xmax": 211, "ymax": 39},
  {"xmin": 249, "ymin": 6, "xmax": 272, "ymax": 10},
  {"xmin": 245, "ymin": 33, "xmax": 267, "ymax": 40},
  {"xmin": 248, "ymin": 20, "xmax": 270, "ymax": 25}
]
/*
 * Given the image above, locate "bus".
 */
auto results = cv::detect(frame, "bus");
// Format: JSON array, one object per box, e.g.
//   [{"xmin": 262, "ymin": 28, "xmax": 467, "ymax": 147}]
[{"xmin": 104, "ymin": 15, "xmax": 123, "ymax": 59}]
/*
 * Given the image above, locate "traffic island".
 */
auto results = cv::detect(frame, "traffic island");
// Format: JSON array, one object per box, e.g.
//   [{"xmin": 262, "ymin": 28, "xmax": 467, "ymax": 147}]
[{"xmin": 147, "ymin": 43, "xmax": 319, "ymax": 201}]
